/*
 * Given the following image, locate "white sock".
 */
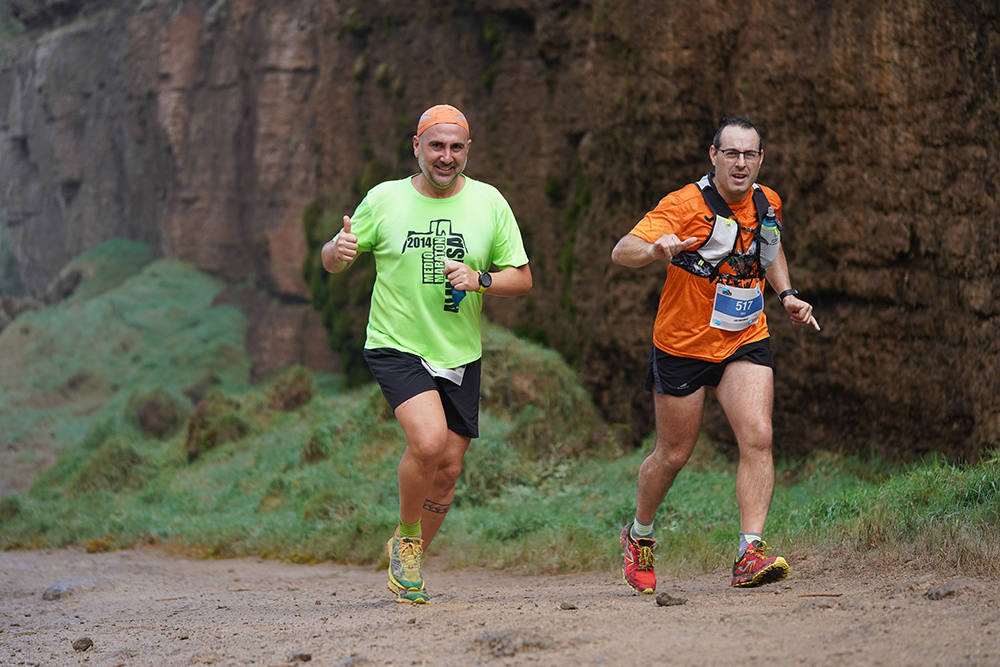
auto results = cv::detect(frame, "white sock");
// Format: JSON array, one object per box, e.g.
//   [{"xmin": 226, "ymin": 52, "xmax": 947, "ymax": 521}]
[
  {"xmin": 739, "ymin": 532, "xmax": 762, "ymax": 557},
  {"xmin": 631, "ymin": 517, "xmax": 654, "ymax": 541}
]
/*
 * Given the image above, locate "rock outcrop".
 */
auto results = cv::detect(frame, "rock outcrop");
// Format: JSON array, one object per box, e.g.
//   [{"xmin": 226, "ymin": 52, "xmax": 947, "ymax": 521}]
[{"xmin": 1, "ymin": 0, "xmax": 996, "ymax": 459}]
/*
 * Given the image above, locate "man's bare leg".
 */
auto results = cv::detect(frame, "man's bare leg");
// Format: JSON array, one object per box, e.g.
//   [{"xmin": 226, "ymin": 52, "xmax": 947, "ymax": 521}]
[
  {"xmin": 393, "ymin": 391, "xmax": 449, "ymax": 525},
  {"xmin": 715, "ymin": 359, "xmax": 788, "ymax": 586},
  {"xmin": 421, "ymin": 429, "xmax": 471, "ymax": 550},
  {"xmin": 714, "ymin": 360, "xmax": 774, "ymax": 535},
  {"xmin": 635, "ymin": 388, "xmax": 706, "ymax": 524}
]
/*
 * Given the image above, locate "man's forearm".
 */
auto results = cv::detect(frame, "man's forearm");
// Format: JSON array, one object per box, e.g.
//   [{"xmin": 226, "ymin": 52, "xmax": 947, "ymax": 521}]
[
  {"xmin": 321, "ymin": 235, "xmax": 353, "ymax": 273},
  {"xmin": 485, "ymin": 264, "xmax": 532, "ymax": 297},
  {"xmin": 611, "ymin": 234, "xmax": 655, "ymax": 268},
  {"xmin": 764, "ymin": 246, "xmax": 792, "ymax": 295}
]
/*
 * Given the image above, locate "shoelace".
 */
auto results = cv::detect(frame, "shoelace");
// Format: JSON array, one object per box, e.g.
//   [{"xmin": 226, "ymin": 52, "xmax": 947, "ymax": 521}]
[
  {"xmin": 636, "ymin": 544, "xmax": 655, "ymax": 569},
  {"xmin": 398, "ymin": 538, "xmax": 423, "ymax": 570},
  {"xmin": 742, "ymin": 541, "xmax": 771, "ymax": 563}
]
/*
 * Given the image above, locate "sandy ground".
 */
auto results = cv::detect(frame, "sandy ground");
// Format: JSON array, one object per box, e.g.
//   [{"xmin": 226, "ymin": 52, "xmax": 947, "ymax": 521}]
[{"xmin": 1, "ymin": 546, "xmax": 998, "ymax": 666}]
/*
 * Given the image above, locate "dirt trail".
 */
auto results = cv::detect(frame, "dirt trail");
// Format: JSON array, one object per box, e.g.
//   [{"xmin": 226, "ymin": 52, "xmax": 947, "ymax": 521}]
[{"xmin": 1, "ymin": 546, "xmax": 997, "ymax": 665}]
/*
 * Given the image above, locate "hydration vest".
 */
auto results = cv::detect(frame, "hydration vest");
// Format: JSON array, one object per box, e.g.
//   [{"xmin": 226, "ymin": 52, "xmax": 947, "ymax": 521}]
[{"xmin": 670, "ymin": 173, "xmax": 781, "ymax": 283}]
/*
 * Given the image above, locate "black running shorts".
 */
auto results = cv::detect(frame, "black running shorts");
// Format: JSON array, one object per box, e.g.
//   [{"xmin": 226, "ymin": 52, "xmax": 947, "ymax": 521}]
[
  {"xmin": 363, "ymin": 347, "xmax": 481, "ymax": 438},
  {"xmin": 644, "ymin": 339, "xmax": 774, "ymax": 396}
]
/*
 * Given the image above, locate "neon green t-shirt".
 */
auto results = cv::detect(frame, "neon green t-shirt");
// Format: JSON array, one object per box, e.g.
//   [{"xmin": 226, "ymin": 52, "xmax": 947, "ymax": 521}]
[{"xmin": 350, "ymin": 175, "xmax": 529, "ymax": 367}]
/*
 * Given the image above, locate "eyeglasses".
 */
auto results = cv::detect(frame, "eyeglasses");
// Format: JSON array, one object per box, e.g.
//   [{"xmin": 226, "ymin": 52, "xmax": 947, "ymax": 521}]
[{"xmin": 716, "ymin": 147, "xmax": 761, "ymax": 162}]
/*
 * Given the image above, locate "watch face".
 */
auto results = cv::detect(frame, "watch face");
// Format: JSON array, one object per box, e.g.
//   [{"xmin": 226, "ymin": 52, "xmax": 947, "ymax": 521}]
[{"xmin": 479, "ymin": 272, "xmax": 492, "ymax": 288}]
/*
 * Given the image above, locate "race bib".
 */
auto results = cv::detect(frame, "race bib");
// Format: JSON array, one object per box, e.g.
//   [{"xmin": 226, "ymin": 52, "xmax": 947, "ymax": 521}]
[{"xmin": 710, "ymin": 283, "xmax": 763, "ymax": 331}]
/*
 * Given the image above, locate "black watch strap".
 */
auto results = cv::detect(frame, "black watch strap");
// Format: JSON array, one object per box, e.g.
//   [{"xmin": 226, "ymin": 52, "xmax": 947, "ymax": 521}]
[
  {"xmin": 779, "ymin": 288, "xmax": 799, "ymax": 303},
  {"xmin": 477, "ymin": 271, "xmax": 492, "ymax": 292}
]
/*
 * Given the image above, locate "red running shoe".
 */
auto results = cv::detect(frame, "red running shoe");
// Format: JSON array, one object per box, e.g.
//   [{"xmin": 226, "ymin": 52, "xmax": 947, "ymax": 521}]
[
  {"xmin": 620, "ymin": 523, "xmax": 656, "ymax": 594},
  {"xmin": 731, "ymin": 539, "xmax": 789, "ymax": 588}
]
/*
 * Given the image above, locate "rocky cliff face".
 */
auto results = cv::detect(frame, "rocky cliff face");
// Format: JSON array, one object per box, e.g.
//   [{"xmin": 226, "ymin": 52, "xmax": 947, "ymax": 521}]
[{"xmin": 1, "ymin": 0, "xmax": 997, "ymax": 459}]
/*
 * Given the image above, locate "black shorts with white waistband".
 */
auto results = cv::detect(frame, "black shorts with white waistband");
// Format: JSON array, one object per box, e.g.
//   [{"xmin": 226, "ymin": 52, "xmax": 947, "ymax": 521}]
[
  {"xmin": 644, "ymin": 339, "xmax": 774, "ymax": 397},
  {"xmin": 363, "ymin": 347, "xmax": 481, "ymax": 438}
]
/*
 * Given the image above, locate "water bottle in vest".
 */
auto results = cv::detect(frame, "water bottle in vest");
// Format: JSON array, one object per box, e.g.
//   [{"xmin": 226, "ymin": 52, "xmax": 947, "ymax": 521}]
[{"xmin": 759, "ymin": 205, "xmax": 781, "ymax": 269}]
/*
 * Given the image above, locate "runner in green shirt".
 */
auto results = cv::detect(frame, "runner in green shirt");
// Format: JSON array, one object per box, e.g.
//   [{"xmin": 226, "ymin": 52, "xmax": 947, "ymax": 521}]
[{"xmin": 322, "ymin": 104, "xmax": 532, "ymax": 603}]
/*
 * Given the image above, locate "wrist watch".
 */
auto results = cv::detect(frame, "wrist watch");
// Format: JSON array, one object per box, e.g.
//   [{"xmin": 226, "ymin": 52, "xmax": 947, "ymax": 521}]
[
  {"xmin": 779, "ymin": 288, "xmax": 799, "ymax": 304},
  {"xmin": 477, "ymin": 271, "xmax": 492, "ymax": 294}
]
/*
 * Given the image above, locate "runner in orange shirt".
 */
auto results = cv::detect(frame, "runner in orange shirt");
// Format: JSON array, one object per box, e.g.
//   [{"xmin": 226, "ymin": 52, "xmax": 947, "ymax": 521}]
[{"xmin": 611, "ymin": 117, "xmax": 820, "ymax": 592}]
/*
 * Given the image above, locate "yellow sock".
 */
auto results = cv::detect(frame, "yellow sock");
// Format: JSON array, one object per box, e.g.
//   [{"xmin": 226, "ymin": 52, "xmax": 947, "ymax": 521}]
[{"xmin": 399, "ymin": 519, "xmax": 421, "ymax": 538}]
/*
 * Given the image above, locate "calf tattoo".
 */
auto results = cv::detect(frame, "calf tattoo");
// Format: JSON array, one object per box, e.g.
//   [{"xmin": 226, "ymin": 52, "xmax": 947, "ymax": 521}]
[{"xmin": 423, "ymin": 499, "xmax": 451, "ymax": 514}]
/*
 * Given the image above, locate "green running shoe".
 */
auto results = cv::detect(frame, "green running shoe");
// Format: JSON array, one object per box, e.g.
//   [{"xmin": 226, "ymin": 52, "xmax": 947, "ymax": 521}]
[
  {"xmin": 395, "ymin": 588, "xmax": 430, "ymax": 604},
  {"xmin": 386, "ymin": 528, "xmax": 428, "ymax": 603}
]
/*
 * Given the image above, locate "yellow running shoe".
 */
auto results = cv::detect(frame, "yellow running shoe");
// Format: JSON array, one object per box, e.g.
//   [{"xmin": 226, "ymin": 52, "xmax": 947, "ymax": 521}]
[{"xmin": 386, "ymin": 529, "xmax": 428, "ymax": 603}]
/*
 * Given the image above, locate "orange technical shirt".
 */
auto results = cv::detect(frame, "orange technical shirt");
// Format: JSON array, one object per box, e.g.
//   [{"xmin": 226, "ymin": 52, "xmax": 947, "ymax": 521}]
[{"xmin": 629, "ymin": 181, "xmax": 783, "ymax": 363}]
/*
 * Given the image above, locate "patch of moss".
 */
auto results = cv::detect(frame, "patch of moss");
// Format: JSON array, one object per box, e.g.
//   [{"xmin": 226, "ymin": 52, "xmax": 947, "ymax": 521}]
[
  {"xmin": 127, "ymin": 388, "xmax": 189, "ymax": 439},
  {"xmin": 389, "ymin": 75, "xmax": 404, "ymax": 98},
  {"xmin": 266, "ymin": 365, "xmax": 315, "ymax": 412},
  {"xmin": 353, "ymin": 160, "xmax": 395, "ymax": 199},
  {"xmin": 557, "ymin": 172, "xmax": 592, "ymax": 315},
  {"xmin": 184, "ymin": 390, "xmax": 249, "ymax": 462},
  {"xmin": 342, "ymin": 8, "xmax": 370, "ymax": 38},
  {"xmin": 373, "ymin": 62, "xmax": 390, "ymax": 87},
  {"xmin": 351, "ymin": 53, "xmax": 368, "ymax": 82},
  {"xmin": 543, "ymin": 175, "xmax": 567, "ymax": 206},
  {"xmin": 301, "ymin": 197, "xmax": 376, "ymax": 387},
  {"xmin": 84, "ymin": 534, "xmax": 115, "ymax": 553},
  {"xmin": 480, "ymin": 17, "xmax": 504, "ymax": 91},
  {"xmin": 481, "ymin": 322, "xmax": 621, "ymax": 459},
  {"xmin": 300, "ymin": 425, "xmax": 332, "ymax": 464},
  {"xmin": 394, "ymin": 116, "xmax": 415, "ymax": 162},
  {"xmin": 258, "ymin": 477, "xmax": 288, "ymax": 512},
  {"xmin": 0, "ymin": 495, "xmax": 22, "ymax": 522},
  {"xmin": 68, "ymin": 436, "xmax": 149, "ymax": 495}
]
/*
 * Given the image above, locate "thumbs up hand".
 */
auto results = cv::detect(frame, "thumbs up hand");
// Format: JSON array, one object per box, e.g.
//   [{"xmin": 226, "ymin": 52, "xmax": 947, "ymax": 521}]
[
  {"xmin": 650, "ymin": 234, "xmax": 698, "ymax": 261},
  {"xmin": 321, "ymin": 215, "xmax": 359, "ymax": 273},
  {"xmin": 333, "ymin": 215, "xmax": 358, "ymax": 264}
]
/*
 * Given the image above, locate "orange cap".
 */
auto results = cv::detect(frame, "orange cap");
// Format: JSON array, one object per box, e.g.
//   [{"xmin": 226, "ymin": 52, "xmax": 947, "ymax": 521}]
[{"xmin": 416, "ymin": 104, "xmax": 469, "ymax": 137}]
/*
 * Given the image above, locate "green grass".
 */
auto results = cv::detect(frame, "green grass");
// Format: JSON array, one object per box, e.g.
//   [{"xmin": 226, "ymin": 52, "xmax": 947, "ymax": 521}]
[
  {"xmin": 778, "ymin": 452, "xmax": 1000, "ymax": 573},
  {"xmin": 0, "ymin": 239, "xmax": 997, "ymax": 578},
  {"xmin": 0, "ymin": 239, "xmax": 251, "ymax": 487}
]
